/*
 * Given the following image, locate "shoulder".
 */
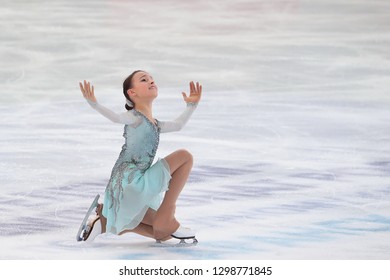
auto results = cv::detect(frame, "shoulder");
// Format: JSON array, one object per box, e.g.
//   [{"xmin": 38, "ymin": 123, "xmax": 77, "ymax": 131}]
[{"xmin": 122, "ymin": 110, "xmax": 145, "ymax": 127}]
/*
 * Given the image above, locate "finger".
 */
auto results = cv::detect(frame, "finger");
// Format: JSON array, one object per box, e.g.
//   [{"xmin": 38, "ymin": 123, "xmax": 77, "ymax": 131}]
[
  {"xmin": 87, "ymin": 82, "xmax": 93, "ymax": 97},
  {"xmin": 197, "ymin": 83, "xmax": 202, "ymax": 97},
  {"xmin": 79, "ymin": 83, "xmax": 88, "ymax": 99},
  {"xmin": 182, "ymin": 92, "xmax": 187, "ymax": 100},
  {"xmin": 79, "ymin": 82, "xmax": 84, "ymax": 93},
  {"xmin": 196, "ymin": 82, "xmax": 201, "ymax": 94},
  {"xmin": 190, "ymin": 81, "xmax": 195, "ymax": 93},
  {"xmin": 84, "ymin": 80, "xmax": 89, "ymax": 95},
  {"xmin": 92, "ymin": 85, "xmax": 94, "ymax": 96}
]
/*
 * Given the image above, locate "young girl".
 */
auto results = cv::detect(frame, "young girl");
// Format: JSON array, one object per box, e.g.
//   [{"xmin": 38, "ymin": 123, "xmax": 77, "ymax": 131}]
[{"xmin": 79, "ymin": 70, "xmax": 202, "ymax": 242}]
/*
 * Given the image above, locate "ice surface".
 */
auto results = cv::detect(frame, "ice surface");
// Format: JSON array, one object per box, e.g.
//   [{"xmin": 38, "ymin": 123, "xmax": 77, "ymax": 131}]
[{"xmin": 0, "ymin": 0, "xmax": 389, "ymax": 259}]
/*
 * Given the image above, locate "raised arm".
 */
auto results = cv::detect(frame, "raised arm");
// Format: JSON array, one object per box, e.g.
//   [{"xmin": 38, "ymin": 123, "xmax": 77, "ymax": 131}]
[
  {"xmin": 160, "ymin": 81, "xmax": 202, "ymax": 133},
  {"xmin": 160, "ymin": 103, "xmax": 198, "ymax": 132},
  {"xmin": 79, "ymin": 80, "xmax": 137, "ymax": 125}
]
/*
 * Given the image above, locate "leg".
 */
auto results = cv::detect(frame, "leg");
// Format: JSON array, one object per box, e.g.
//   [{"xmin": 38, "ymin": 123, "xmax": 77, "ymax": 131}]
[
  {"xmin": 97, "ymin": 205, "xmax": 158, "ymax": 238},
  {"xmin": 96, "ymin": 204, "xmax": 107, "ymax": 233},
  {"xmin": 142, "ymin": 208, "xmax": 157, "ymax": 226},
  {"xmin": 119, "ymin": 223, "xmax": 154, "ymax": 238},
  {"xmin": 119, "ymin": 222, "xmax": 171, "ymax": 241},
  {"xmin": 153, "ymin": 149, "xmax": 193, "ymax": 239},
  {"xmin": 109, "ymin": 207, "xmax": 155, "ymax": 239}
]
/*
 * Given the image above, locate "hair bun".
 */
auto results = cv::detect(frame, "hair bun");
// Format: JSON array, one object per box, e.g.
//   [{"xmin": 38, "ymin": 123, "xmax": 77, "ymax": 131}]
[{"xmin": 125, "ymin": 98, "xmax": 134, "ymax": 110}]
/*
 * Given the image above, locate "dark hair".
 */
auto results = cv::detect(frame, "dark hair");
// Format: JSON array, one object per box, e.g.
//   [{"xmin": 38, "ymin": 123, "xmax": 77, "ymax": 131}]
[{"xmin": 123, "ymin": 70, "xmax": 144, "ymax": 110}]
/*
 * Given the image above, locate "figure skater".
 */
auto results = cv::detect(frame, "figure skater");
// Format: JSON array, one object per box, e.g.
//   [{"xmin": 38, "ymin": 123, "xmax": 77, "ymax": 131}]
[{"xmin": 78, "ymin": 70, "xmax": 202, "ymax": 243}]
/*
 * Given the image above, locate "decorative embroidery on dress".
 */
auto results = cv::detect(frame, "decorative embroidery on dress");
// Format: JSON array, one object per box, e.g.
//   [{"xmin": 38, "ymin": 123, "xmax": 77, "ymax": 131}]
[{"xmin": 105, "ymin": 112, "xmax": 161, "ymax": 221}]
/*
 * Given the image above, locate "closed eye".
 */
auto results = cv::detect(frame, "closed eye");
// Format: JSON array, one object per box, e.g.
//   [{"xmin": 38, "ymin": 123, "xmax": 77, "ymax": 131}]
[{"xmin": 139, "ymin": 74, "xmax": 153, "ymax": 82}]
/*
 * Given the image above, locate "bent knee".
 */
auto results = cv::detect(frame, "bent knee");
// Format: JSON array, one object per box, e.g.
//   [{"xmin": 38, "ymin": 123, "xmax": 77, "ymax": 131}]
[
  {"xmin": 176, "ymin": 149, "xmax": 193, "ymax": 163},
  {"xmin": 165, "ymin": 149, "xmax": 194, "ymax": 174}
]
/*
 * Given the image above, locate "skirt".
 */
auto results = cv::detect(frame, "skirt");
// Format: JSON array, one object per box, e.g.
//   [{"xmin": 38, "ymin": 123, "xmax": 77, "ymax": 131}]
[{"xmin": 102, "ymin": 158, "xmax": 171, "ymax": 234}]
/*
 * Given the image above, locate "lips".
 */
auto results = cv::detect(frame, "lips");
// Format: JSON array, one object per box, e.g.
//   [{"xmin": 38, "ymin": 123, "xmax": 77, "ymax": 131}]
[{"xmin": 149, "ymin": 86, "xmax": 157, "ymax": 90}]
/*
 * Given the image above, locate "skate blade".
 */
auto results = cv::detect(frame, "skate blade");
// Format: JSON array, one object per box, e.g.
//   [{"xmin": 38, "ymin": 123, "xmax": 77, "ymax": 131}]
[
  {"xmin": 76, "ymin": 194, "xmax": 100, "ymax": 242},
  {"xmin": 152, "ymin": 238, "xmax": 198, "ymax": 248}
]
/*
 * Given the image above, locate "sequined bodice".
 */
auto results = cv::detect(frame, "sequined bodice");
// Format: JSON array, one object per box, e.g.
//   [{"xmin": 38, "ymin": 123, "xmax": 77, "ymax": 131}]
[{"xmin": 115, "ymin": 110, "xmax": 160, "ymax": 172}]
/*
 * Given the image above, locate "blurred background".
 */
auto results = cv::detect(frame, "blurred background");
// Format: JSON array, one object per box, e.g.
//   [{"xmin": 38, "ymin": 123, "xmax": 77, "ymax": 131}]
[{"xmin": 0, "ymin": 0, "xmax": 389, "ymax": 259}]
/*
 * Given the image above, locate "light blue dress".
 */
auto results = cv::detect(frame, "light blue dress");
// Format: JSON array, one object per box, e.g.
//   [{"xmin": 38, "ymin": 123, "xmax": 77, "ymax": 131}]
[{"xmin": 87, "ymin": 100, "xmax": 197, "ymax": 234}]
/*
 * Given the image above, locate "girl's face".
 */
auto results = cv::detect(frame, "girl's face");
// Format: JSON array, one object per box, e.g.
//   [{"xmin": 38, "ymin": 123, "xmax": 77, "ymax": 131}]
[{"xmin": 129, "ymin": 71, "xmax": 158, "ymax": 101}]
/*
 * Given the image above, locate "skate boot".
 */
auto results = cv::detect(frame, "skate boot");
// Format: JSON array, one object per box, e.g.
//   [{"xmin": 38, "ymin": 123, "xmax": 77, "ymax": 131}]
[
  {"xmin": 171, "ymin": 226, "xmax": 196, "ymax": 240},
  {"xmin": 82, "ymin": 215, "xmax": 101, "ymax": 242},
  {"xmin": 154, "ymin": 226, "xmax": 198, "ymax": 247}
]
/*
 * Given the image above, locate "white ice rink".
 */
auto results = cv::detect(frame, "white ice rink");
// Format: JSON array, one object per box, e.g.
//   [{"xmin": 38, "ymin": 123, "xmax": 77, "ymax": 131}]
[{"xmin": 0, "ymin": 0, "xmax": 389, "ymax": 259}]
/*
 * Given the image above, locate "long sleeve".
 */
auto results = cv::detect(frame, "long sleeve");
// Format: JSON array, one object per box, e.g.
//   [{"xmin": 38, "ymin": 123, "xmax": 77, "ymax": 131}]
[
  {"xmin": 87, "ymin": 100, "xmax": 138, "ymax": 125},
  {"xmin": 160, "ymin": 102, "xmax": 198, "ymax": 133}
]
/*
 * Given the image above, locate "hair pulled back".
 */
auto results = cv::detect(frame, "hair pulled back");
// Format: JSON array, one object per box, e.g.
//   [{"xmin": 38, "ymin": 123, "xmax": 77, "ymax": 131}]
[{"xmin": 123, "ymin": 70, "xmax": 144, "ymax": 110}]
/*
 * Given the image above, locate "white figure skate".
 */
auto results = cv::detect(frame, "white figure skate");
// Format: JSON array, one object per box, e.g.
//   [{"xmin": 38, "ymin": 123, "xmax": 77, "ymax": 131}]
[{"xmin": 153, "ymin": 226, "xmax": 198, "ymax": 247}]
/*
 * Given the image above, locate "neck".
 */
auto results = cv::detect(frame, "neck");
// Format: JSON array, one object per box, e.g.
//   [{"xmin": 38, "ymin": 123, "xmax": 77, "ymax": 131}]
[{"xmin": 135, "ymin": 102, "xmax": 154, "ymax": 121}]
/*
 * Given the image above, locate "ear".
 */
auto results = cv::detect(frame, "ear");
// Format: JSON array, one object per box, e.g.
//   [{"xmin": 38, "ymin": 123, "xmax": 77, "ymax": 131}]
[{"xmin": 127, "ymin": 89, "xmax": 136, "ymax": 97}]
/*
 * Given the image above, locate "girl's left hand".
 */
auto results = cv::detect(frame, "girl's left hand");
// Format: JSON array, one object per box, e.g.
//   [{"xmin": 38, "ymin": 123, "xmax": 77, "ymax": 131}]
[{"xmin": 182, "ymin": 81, "xmax": 202, "ymax": 104}]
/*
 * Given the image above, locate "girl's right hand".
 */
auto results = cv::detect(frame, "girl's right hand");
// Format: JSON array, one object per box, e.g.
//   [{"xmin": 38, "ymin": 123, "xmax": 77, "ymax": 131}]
[{"xmin": 79, "ymin": 80, "xmax": 97, "ymax": 103}]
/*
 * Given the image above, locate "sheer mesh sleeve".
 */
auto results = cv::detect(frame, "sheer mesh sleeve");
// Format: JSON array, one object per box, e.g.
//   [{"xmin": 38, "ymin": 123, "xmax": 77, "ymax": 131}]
[
  {"xmin": 159, "ymin": 102, "xmax": 198, "ymax": 133},
  {"xmin": 87, "ymin": 100, "xmax": 138, "ymax": 125}
]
